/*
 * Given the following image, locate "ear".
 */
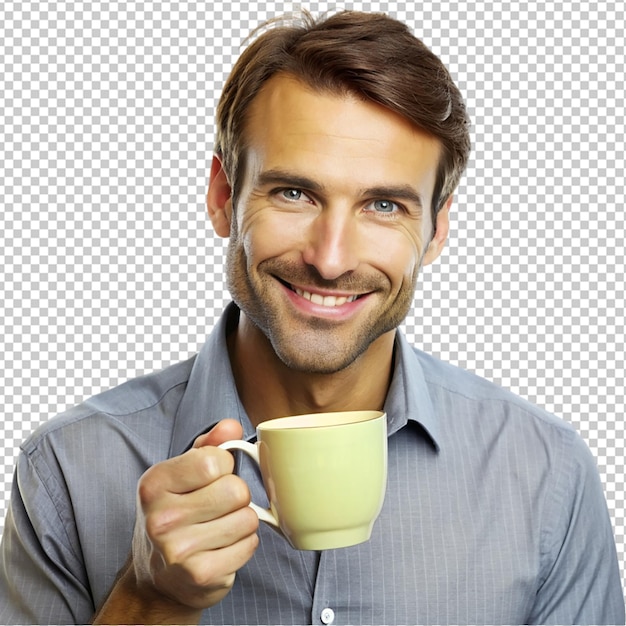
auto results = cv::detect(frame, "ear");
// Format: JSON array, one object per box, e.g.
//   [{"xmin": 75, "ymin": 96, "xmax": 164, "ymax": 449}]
[
  {"xmin": 422, "ymin": 196, "xmax": 452, "ymax": 266},
  {"xmin": 206, "ymin": 155, "xmax": 233, "ymax": 238}
]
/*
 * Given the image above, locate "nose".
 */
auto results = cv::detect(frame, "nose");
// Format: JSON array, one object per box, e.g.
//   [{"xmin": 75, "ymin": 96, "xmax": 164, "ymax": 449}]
[{"xmin": 301, "ymin": 208, "xmax": 360, "ymax": 280}]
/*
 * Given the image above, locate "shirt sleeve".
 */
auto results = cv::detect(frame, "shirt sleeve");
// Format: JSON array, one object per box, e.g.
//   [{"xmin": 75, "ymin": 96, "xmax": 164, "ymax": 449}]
[
  {"xmin": 0, "ymin": 448, "xmax": 95, "ymax": 624},
  {"xmin": 529, "ymin": 430, "xmax": 625, "ymax": 625}
]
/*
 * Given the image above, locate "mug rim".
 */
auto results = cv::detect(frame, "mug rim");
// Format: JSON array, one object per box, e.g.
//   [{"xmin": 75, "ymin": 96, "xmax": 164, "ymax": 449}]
[{"xmin": 257, "ymin": 410, "xmax": 385, "ymax": 431}]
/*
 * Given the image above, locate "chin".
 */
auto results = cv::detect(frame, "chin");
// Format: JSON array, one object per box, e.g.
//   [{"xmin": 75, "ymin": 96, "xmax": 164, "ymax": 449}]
[
  {"xmin": 275, "ymin": 351, "xmax": 358, "ymax": 376},
  {"xmin": 269, "ymin": 331, "xmax": 380, "ymax": 376}
]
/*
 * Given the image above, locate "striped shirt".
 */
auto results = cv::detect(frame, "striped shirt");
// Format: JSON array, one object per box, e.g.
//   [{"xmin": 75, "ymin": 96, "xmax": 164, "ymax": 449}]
[{"xmin": 1, "ymin": 303, "xmax": 623, "ymax": 624}]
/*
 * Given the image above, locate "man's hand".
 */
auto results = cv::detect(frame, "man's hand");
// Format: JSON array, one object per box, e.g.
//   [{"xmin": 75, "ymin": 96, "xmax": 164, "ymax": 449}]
[
  {"xmin": 133, "ymin": 418, "xmax": 259, "ymax": 607},
  {"xmin": 92, "ymin": 419, "xmax": 259, "ymax": 624}
]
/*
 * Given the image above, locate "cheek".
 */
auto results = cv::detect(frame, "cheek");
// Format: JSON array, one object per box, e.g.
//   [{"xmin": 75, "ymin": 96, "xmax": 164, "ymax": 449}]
[
  {"xmin": 239, "ymin": 210, "xmax": 306, "ymax": 266},
  {"xmin": 366, "ymin": 226, "xmax": 424, "ymax": 284}
]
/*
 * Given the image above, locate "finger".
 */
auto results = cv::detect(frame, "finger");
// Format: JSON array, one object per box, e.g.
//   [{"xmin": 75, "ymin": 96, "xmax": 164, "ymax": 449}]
[
  {"xmin": 193, "ymin": 506, "xmax": 259, "ymax": 552},
  {"xmin": 139, "ymin": 446, "xmax": 235, "ymax": 501},
  {"xmin": 155, "ymin": 506, "xmax": 259, "ymax": 565},
  {"xmin": 150, "ymin": 473, "xmax": 252, "ymax": 531},
  {"xmin": 184, "ymin": 531, "xmax": 260, "ymax": 590},
  {"xmin": 155, "ymin": 531, "xmax": 260, "ymax": 609},
  {"xmin": 193, "ymin": 419, "xmax": 243, "ymax": 449}
]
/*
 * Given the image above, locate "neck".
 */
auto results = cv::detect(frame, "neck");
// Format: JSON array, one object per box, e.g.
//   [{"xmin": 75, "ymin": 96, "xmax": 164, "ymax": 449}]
[{"xmin": 228, "ymin": 312, "xmax": 396, "ymax": 427}]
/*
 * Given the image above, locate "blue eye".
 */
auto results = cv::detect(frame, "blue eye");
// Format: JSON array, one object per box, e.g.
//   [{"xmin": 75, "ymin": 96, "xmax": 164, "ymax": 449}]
[
  {"xmin": 282, "ymin": 189, "xmax": 303, "ymax": 200},
  {"xmin": 373, "ymin": 199, "xmax": 397, "ymax": 213}
]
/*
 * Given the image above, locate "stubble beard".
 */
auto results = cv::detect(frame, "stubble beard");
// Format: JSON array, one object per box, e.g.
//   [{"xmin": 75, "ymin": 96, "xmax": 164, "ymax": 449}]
[{"xmin": 225, "ymin": 238, "xmax": 416, "ymax": 375}]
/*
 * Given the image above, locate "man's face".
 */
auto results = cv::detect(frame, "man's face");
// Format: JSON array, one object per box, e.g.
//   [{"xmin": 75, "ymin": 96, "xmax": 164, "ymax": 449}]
[{"xmin": 221, "ymin": 73, "xmax": 444, "ymax": 374}]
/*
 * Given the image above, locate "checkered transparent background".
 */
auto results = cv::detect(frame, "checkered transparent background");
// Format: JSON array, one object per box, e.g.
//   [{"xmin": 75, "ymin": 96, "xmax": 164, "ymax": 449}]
[{"xmin": 1, "ymin": 0, "xmax": 624, "ymax": 588}]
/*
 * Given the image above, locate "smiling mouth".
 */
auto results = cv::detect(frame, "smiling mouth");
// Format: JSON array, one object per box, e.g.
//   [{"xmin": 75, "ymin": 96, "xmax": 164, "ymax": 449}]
[
  {"xmin": 277, "ymin": 278, "xmax": 362, "ymax": 307},
  {"xmin": 293, "ymin": 287, "xmax": 359, "ymax": 307}
]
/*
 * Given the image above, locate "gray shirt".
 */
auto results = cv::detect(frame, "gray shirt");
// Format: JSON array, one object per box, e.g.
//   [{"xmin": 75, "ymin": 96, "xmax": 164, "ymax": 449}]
[{"xmin": 1, "ymin": 304, "xmax": 624, "ymax": 624}]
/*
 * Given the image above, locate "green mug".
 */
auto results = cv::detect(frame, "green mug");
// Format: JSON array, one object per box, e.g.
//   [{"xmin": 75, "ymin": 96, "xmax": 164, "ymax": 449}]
[{"xmin": 219, "ymin": 410, "xmax": 387, "ymax": 550}]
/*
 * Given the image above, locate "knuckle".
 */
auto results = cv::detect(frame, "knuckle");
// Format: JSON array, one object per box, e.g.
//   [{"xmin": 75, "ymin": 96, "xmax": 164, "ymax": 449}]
[
  {"xmin": 220, "ymin": 507, "xmax": 259, "ymax": 545},
  {"xmin": 160, "ymin": 538, "xmax": 192, "ymax": 567},
  {"xmin": 222, "ymin": 474, "xmax": 251, "ymax": 508},
  {"xmin": 241, "ymin": 505, "xmax": 260, "ymax": 533},
  {"xmin": 195, "ymin": 448, "xmax": 231, "ymax": 483},
  {"xmin": 246, "ymin": 531, "xmax": 260, "ymax": 554},
  {"xmin": 136, "ymin": 469, "xmax": 160, "ymax": 506},
  {"xmin": 144, "ymin": 508, "xmax": 181, "ymax": 539},
  {"xmin": 186, "ymin": 556, "xmax": 220, "ymax": 589},
  {"xmin": 194, "ymin": 568, "xmax": 236, "ymax": 594}
]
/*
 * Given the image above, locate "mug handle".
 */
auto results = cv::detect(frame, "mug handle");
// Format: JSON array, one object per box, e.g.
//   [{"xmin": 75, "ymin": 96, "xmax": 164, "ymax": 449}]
[{"xmin": 218, "ymin": 440, "xmax": 280, "ymax": 529}]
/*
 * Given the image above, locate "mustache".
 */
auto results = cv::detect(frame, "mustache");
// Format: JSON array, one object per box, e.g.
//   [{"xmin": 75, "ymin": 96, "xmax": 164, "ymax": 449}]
[{"xmin": 259, "ymin": 259, "xmax": 386, "ymax": 293}]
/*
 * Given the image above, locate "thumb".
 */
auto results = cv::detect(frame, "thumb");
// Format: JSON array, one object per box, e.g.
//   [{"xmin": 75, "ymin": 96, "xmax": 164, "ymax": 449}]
[{"xmin": 193, "ymin": 418, "xmax": 243, "ymax": 449}]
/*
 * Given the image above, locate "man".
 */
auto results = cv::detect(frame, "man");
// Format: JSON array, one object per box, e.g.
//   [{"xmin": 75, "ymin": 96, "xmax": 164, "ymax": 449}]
[{"xmin": 0, "ymin": 10, "xmax": 623, "ymax": 625}]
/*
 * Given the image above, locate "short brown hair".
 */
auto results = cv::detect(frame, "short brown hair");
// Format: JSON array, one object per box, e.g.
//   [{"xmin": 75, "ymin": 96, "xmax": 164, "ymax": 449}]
[{"xmin": 215, "ymin": 10, "xmax": 471, "ymax": 216}]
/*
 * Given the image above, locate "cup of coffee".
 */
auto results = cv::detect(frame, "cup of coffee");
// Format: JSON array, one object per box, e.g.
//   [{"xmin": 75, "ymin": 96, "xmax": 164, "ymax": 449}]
[{"xmin": 219, "ymin": 410, "xmax": 387, "ymax": 550}]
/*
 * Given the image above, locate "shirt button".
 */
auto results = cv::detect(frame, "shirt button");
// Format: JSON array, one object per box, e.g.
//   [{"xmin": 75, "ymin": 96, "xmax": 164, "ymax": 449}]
[{"xmin": 321, "ymin": 607, "xmax": 335, "ymax": 624}]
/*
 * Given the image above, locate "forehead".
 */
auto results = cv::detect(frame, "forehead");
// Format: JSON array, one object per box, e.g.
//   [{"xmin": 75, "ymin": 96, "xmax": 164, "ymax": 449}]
[{"xmin": 243, "ymin": 73, "xmax": 442, "ymax": 195}]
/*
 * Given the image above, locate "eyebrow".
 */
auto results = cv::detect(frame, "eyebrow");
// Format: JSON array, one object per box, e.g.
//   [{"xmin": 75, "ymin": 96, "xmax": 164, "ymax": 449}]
[
  {"xmin": 257, "ymin": 170, "xmax": 324, "ymax": 193},
  {"xmin": 256, "ymin": 169, "xmax": 424, "ymax": 210}
]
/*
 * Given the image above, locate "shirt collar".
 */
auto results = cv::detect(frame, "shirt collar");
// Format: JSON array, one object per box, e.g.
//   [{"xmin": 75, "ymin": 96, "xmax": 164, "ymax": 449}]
[
  {"xmin": 170, "ymin": 303, "xmax": 254, "ymax": 456},
  {"xmin": 170, "ymin": 303, "xmax": 440, "ymax": 456},
  {"xmin": 384, "ymin": 330, "xmax": 440, "ymax": 451}
]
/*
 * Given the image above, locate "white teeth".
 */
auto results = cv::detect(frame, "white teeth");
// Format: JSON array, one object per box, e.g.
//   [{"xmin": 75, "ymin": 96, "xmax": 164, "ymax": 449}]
[
  {"xmin": 324, "ymin": 295, "xmax": 346, "ymax": 307},
  {"xmin": 294, "ymin": 287, "xmax": 358, "ymax": 307}
]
